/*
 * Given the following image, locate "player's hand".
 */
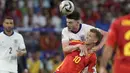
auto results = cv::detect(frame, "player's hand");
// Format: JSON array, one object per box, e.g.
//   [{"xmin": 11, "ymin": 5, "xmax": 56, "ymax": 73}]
[
  {"xmin": 99, "ymin": 66, "xmax": 108, "ymax": 73},
  {"xmin": 78, "ymin": 45, "xmax": 87, "ymax": 56},
  {"xmin": 17, "ymin": 50, "xmax": 24, "ymax": 56}
]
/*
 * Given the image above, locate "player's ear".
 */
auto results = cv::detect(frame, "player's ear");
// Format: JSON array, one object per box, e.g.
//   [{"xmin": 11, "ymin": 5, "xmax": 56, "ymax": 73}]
[
  {"xmin": 94, "ymin": 38, "xmax": 98, "ymax": 43},
  {"xmin": 77, "ymin": 21, "xmax": 79, "ymax": 24}
]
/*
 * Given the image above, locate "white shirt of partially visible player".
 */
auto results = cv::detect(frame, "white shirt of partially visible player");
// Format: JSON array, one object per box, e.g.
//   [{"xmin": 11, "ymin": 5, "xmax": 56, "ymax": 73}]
[{"xmin": 0, "ymin": 31, "xmax": 26, "ymax": 72}]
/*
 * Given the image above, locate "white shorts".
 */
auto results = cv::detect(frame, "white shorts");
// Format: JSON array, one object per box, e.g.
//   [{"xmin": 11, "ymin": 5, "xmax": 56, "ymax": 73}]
[{"xmin": 0, "ymin": 70, "xmax": 17, "ymax": 73}]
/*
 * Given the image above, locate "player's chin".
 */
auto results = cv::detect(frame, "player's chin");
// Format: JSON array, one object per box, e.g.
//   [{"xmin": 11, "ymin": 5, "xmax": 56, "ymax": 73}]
[
  {"xmin": 68, "ymin": 28, "xmax": 72, "ymax": 31},
  {"xmin": 6, "ymin": 29, "xmax": 12, "ymax": 32},
  {"xmin": 6, "ymin": 28, "xmax": 13, "ymax": 32}
]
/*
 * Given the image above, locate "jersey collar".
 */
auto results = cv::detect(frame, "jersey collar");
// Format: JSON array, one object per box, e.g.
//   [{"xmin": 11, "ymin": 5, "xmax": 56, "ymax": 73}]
[
  {"xmin": 3, "ymin": 31, "xmax": 14, "ymax": 36},
  {"xmin": 71, "ymin": 24, "xmax": 82, "ymax": 34}
]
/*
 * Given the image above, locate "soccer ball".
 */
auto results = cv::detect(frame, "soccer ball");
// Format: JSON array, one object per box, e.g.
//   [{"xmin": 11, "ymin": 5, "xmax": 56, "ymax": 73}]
[{"xmin": 59, "ymin": 0, "xmax": 75, "ymax": 15}]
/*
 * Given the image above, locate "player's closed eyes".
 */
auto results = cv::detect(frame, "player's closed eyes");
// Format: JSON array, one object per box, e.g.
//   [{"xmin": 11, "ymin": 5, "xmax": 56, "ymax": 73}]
[
  {"xmin": 5, "ymin": 22, "xmax": 13, "ymax": 24},
  {"xmin": 10, "ymin": 22, "xmax": 13, "ymax": 24},
  {"xmin": 5, "ymin": 22, "xmax": 9, "ymax": 24},
  {"xmin": 67, "ymin": 22, "xmax": 73, "ymax": 24}
]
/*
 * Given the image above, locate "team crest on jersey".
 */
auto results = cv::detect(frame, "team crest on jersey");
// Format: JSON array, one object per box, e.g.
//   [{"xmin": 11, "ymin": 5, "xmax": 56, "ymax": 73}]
[
  {"xmin": 80, "ymin": 35, "xmax": 85, "ymax": 41},
  {"xmin": 14, "ymin": 39, "xmax": 18, "ymax": 47},
  {"xmin": 69, "ymin": 38, "xmax": 74, "ymax": 41},
  {"xmin": 14, "ymin": 39, "xmax": 18, "ymax": 44}
]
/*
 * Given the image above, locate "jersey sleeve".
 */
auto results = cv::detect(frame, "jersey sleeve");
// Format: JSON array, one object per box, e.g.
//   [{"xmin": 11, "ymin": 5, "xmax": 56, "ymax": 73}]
[
  {"xmin": 19, "ymin": 34, "xmax": 26, "ymax": 50},
  {"xmin": 105, "ymin": 19, "xmax": 119, "ymax": 48},
  {"xmin": 62, "ymin": 28, "xmax": 69, "ymax": 42}
]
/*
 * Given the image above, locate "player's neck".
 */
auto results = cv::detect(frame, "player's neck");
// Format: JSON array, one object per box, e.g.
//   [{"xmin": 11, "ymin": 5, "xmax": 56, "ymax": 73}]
[
  {"xmin": 4, "ymin": 30, "xmax": 13, "ymax": 36},
  {"xmin": 72, "ymin": 24, "xmax": 81, "ymax": 32}
]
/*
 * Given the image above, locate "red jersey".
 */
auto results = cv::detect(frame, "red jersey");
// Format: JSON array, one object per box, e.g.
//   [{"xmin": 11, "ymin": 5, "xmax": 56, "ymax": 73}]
[
  {"xmin": 106, "ymin": 14, "xmax": 130, "ymax": 73},
  {"xmin": 55, "ymin": 51, "xmax": 96, "ymax": 73}
]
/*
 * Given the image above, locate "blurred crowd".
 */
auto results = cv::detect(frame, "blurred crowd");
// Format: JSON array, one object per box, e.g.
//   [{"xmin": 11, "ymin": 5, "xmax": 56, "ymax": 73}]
[{"xmin": 0, "ymin": 0, "xmax": 130, "ymax": 73}]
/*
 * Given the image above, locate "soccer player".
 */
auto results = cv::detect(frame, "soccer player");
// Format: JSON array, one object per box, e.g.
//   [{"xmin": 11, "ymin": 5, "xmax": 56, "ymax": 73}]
[
  {"xmin": 62, "ymin": 11, "xmax": 107, "ymax": 55},
  {"xmin": 0, "ymin": 16, "xmax": 26, "ymax": 73},
  {"xmin": 55, "ymin": 28, "xmax": 103, "ymax": 73},
  {"xmin": 99, "ymin": 14, "xmax": 130, "ymax": 73},
  {"xmin": 61, "ymin": 11, "xmax": 107, "ymax": 72}
]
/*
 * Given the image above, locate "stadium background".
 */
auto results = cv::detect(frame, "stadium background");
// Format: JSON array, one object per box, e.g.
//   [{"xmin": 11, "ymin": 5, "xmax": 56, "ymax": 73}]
[{"xmin": 0, "ymin": 0, "xmax": 130, "ymax": 73}]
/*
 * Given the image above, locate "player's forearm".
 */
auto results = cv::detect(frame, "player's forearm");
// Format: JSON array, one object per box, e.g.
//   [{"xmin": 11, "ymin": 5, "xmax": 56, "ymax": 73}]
[
  {"xmin": 98, "ymin": 31, "xmax": 108, "ymax": 50},
  {"xmin": 21, "ymin": 50, "xmax": 27, "ymax": 55},
  {"xmin": 100, "ymin": 46, "xmax": 113, "ymax": 68},
  {"xmin": 17, "ymin": 49, "xmax": 27, "ymax": 56},
  {"xmin": 63, "ymin": 44, "xmax": 79, "ymax": 53}
]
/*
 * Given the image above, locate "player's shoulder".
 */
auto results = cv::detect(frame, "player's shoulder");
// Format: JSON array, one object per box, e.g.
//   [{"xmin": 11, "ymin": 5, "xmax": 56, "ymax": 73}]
[
  {"xmin": 0, "ymin": 32, "xmax": 3, "ymax": 35},
  {"xmin": 115, "ymin": 14, "xmax": 130, "ymax": 21},
  {"xmin": 81, "ymin": 23, "xmax": 95, "ymax": 31},
  {"xmin": 62, "ymin": 27, "xmax": 68, "ymax": 33},
  {"xmin": 120, "ymin": 14, "xmax": 130, "ymax": 19},
  {"xmin": 112, "ymin": 14, "xmax": 130, "ymax": 26},
  {"xmin": 81, "ymin": 23, "xmax": 95, "ymax": 29},
  {"xmin": 13, "ymin": 31, "xmax": 23, "ymax": 37},
  {"xmin": 0, "ymin": 32, "xmax": 4, "ymax": 36}
]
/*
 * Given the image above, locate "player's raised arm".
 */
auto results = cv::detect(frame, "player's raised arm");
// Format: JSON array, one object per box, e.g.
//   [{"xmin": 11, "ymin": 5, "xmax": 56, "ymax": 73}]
[
  {"xmin": 17, "ymin": 34, "xmax": 27, "ymax": 56},
  {"xmin": 95, "ymin": 29, "xmax": 108, "ymax": 50}
]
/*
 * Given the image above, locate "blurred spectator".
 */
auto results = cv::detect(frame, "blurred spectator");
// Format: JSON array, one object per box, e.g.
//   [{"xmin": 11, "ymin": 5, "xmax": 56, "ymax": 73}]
[
  {"xmin": 42, "ymin": 0, "xmax": 51, "ymax": 9},
  {"xmin": 51, "ymin": 7, "xmax": 62, "ymax": 29},
  {"xmin": 46, "ymin": 52, "xmax": 62, "ymax": 73},
  {"xmin": 24, "ymin": 32, "xmax": 40, "ymax": 52},
  {"xmin": 27, "ymin": 50, "xmax": 44, "ymax": 73},
  {"xmin": 40, "ymin": 32, "xmax": 60, "ymax": 50},
  {"xmin": 95, "ymin": 12, "xmax": 112, "ymax": 31},
  {"xmin": 23, "ymin": 8, "xmax": 33, "ymax": 27},
  {"xmin": 0, "ymin": 8, "xmax": 3, "ymax": 27},
  {"xmin": 32, "ymin": 10, "xmax": 46, "ymax": 28},
  {"xmin": 0, "ymin": 0, "xmax": 5, "ymax": 9},
  {"xmin": 18, "ymin": 56, "xmax": 28, "ymax": 73}
]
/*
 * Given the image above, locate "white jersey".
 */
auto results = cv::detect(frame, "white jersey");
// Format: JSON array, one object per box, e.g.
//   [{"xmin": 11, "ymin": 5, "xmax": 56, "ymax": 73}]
[
  {"xmin": 0, "ymin": 31, "xmax": 26, "ymax": 72},
  {"xmin": 62, "ymin": 24, "xmax": 98, "ymax": 42},
  {"xmin": 62, "ymin": 24, "xmax": 99, "ymax": 73}
]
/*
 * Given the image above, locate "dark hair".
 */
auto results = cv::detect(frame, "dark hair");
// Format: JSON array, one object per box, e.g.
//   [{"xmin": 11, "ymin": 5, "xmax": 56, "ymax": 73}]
[
  {"xmin": 2, "ymin": 16, "xmax": 14, "ymax": 24},
  {"xmin": 90, "ymin": 29, "xmax": 103, "ymax": 45},
  {"xmin": 66, "ymin": 11, "xmax": 80, "ymax": 20},
  {"xmin": 4, "ymin": 16, "xmax": 13, "ymax": 21}
]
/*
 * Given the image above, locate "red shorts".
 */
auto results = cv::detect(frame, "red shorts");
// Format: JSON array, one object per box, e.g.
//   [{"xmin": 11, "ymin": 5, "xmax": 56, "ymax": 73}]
[{"xmin": 113, "ymin": 59, "xmax": 130, "ymax": 73}]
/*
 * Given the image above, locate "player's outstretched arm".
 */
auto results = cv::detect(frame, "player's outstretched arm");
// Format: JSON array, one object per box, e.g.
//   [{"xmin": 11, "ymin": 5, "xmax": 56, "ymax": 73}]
[
  {"xmin": 93, "ymin": 30, "xmax": 108, "ymax": 51},
  {"xmin": 99, "ymin": 46, "xmax": 113, "ymax": 73},
  {"xmin": 62, "ymin": 41, "xmax": 80, "ymax": 53},
  {"xmin": 62, "ymin": 29, "xmax": 82, "ymax": 53}
]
